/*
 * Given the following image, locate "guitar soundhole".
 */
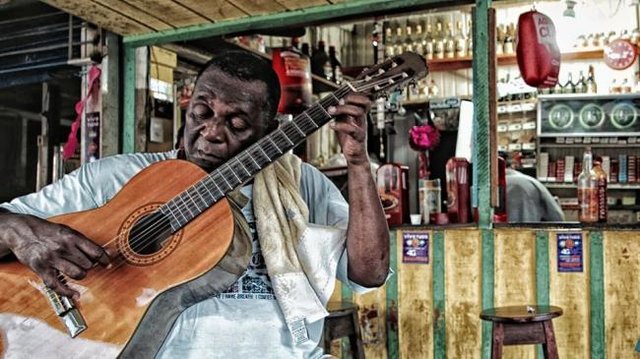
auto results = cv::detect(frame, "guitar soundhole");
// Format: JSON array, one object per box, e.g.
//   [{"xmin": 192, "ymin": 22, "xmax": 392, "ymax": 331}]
[{"xmin": 128, "ymin": 212, "xmax": 172, "ymax": 255}]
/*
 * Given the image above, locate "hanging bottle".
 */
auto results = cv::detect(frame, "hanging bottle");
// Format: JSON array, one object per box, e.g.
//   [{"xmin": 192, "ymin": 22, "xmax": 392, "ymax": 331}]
[
  {"xmin": 413, "ymin": 22, "xmax": 425, "ymax": 55},
  {"xmin": 403, "ymin": 22, "xmax": 414, "ymax": 53},
  {"xmin": 577, "ymin": 148, "xmax": 598, "ymax": 223}
]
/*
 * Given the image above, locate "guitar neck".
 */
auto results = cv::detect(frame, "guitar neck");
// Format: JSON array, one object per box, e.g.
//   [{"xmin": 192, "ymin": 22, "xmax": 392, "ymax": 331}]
[{"xmin": 160, "ymin": 83, "xmax": 354, "ymax": 231}]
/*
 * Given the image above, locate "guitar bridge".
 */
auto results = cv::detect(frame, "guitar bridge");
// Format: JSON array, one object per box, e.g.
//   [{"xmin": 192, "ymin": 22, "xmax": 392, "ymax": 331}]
[{"xmin": 44, "ymin": 286, "xmax": 87, "ymax": 337}]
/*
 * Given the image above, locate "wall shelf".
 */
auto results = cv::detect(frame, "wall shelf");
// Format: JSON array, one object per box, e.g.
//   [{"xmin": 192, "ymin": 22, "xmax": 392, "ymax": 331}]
[
  {"xmin": 428, "ymin": 49, "xmax": 604, "ymax": 72},
  {"xmin": 543, "ymin": 182, "xmax": 640, "ymax": 190}
]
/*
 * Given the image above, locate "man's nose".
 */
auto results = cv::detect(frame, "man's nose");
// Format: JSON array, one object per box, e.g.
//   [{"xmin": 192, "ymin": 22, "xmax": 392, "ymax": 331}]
[{"xmin": 201, "ymin": 121, "xmax": 225, "ymax": 142}]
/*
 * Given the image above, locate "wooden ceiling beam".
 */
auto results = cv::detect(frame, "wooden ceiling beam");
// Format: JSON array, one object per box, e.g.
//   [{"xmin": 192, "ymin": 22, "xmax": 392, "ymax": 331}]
[{"xmin": 173, "ymin": 0, "xmax": 245, "ymax": 22}]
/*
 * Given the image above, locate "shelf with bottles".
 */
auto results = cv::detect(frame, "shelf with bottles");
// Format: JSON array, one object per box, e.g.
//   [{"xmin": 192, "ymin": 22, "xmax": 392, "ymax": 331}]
[{"xmin": 538, "ymin": 149, "xmax": 640, "ymax": 186}]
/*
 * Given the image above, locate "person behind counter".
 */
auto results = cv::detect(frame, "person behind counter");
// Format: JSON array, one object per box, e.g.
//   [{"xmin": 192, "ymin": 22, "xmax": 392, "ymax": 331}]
[
  {"xmin": 0, "ymin": 50, "xmax": 390, "ymax": 357},
  {"xmin": 506, "ymin": 168, "xmax": 565, "ymax": 222}
]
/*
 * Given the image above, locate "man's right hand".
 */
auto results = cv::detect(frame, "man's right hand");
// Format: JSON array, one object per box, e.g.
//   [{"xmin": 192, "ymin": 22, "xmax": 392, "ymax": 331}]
[{"xmin": 0, "ymin": 212, "xmax": 109, "ymax": 299}]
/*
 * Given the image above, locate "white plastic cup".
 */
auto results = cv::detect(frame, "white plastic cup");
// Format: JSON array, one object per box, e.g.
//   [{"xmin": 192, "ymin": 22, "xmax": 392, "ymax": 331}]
[{"xmin": 410, "ymin": 214, "xmax": 422, "ymax": 225}]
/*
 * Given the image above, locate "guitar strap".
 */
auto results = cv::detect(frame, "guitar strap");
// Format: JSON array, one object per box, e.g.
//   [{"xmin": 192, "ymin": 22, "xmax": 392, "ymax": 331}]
[{"xmin": 118, "ymin": 190, "xmax": 252, "ymax": 358}]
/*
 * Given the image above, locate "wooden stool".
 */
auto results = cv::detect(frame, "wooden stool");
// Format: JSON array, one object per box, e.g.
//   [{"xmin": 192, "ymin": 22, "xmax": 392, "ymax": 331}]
[
  {"xmin": 480, "ymin": 305, "xmax": 563, "ymax": 359},
  {"xmin": 323, "ymin": 301, "xmax": 365, "ymax": 359}
]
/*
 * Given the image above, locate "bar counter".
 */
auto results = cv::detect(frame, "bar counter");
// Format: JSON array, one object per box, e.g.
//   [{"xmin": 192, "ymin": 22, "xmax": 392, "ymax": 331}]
[{"xmin": 329, "ymin": 223, "xmax": 640, "ymax": 359}]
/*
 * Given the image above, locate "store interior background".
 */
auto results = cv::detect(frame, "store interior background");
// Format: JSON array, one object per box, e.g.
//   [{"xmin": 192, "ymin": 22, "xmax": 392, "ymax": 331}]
[{"xmin": 2, "ymin": 0, "xmax": 640, "ymax": 224}]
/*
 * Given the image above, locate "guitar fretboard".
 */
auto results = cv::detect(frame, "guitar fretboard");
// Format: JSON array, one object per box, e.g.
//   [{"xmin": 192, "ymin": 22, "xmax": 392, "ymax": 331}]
[{"xmin": 160, "ymin": 85, "xmax": 351, "ymax": 231}]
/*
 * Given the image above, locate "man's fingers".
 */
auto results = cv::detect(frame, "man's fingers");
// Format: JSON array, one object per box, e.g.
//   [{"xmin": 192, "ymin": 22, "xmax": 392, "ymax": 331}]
[
  {"xmin": 330, "ymin": 121, "xmax": 366, "ymax": 142},
  {"xmin": 41, "ymin": 269, "xmax": 78, "ymax": 299},
  {"xmin": 75, "ymin": 237, "xmax": 109, "ymax": 266},
  {"xmin": 52, "ymin": 257, "xmax": 87, "ymax": 280}
]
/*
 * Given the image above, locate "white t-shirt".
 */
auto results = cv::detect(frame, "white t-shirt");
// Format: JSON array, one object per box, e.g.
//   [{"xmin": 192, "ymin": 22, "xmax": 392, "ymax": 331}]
[{"xmin": 1, "ymin": 151, "xmax": 368, "ymax": 358}]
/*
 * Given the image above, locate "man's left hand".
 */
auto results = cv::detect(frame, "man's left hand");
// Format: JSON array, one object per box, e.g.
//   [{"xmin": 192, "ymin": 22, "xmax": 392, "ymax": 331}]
[{"xmin": 327, "ymin": 93, "xmax": 372, "ymax": 166}]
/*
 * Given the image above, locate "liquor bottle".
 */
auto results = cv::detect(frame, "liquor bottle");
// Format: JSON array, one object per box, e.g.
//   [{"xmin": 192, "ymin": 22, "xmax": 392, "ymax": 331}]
[
  {"xmin": 384, "ymin": 25, "xmax": 395, "ymax": 58},
  {"xmin": 563, "ymin": 73, "xmax": 576, "ymax": 94},
  {"xmin": 575, "ymin": 70, "xmax": 587, "ymax": 93},
  {"xmin": 503, "ymin": 23, "xmax": 515, "ymax": 55},
  {"xmin": 310, "ymin": 41, "xmax": 332, "ymax": 93},
  {"xmin": 423, "ymin": 22, "xmax": 434, "ymax": 59},
  {"xmin": 413, "ymin": 22, "xmax": 424, "ymax": 56},
  {"xmin": 592, "ymin": 160, "xmax": 608, "ymax": 223},
  {"xmin": 496, "ymin": 24, "xmax": 505, "ymax": 56},
  {"xmin": 433, "ymin": 21, "xmax": 445, "ymax": 59},
  {"xmin": 328, "ymin": 46, "xmax": 342, "ymax": 84},
  {"xmin": 586, "ymin": 65, "xmax": 597, "ymax": 93},
  {"xmin": 404, "ymin": 23, "xmax": 414, "ymax": 53},
  {"xmin": 444, "ymin": 22, "xmax": 455, "ymax": 59},
  {"xmin": 393, "ymin": 25, "xmax": 404, "ymax": 57},
  {"xmin": 454, "ymin": 20, "xmax": 466, "ymax": 58},
  {"xmin": 577, "ymin": 148, "xmax": 598, "ymax": 223}
]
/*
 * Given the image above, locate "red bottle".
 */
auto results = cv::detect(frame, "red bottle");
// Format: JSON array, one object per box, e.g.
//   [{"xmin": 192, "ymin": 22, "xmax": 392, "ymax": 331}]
[{"xmin": 446, "ymin": 157, "xmax": 471, "ymax": 223}]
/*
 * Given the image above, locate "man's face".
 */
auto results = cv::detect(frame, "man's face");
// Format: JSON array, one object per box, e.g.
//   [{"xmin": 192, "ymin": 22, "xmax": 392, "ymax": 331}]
[{"xmin": 184, "ymin": 68, "xmax": 271, "ymax": 172}]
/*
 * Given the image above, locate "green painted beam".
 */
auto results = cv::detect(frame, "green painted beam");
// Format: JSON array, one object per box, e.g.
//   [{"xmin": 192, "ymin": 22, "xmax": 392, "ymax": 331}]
[
  {"xmin": 535, "ymin": 231, "xmax": 550, "ymax": 306},
  {"xmin": 480, "ymin": 228, "xmax": 494, "ymax": 359},
  {"xmin": 123, "ymin": 45, "xmax": 136, "ymax": 154},
  {"xmin": 386, "ymin": 231, "xmax": 399, "ymax": 359},
  {"xmin": 433, "ymin": 230, "xmax": 446, "ymax": 359},
  {"xmin": 535, "ymin": 230, "xmax": 550, "ymax": 359},
  {"xmin": 123, "ymin": 0, "xmax": 464, "ymax": 47},
  {"xmin": 472, "ymin": 1, "xmax": 492, "ymax": 228},
  {"xmin": 589, "ymin": 231, "xmax": 605, "ymax": 359}
]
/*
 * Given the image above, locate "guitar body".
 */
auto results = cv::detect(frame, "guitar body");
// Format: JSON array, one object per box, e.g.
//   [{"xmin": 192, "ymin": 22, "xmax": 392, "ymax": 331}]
[{"xmin": 0, "ymin": 160, "xmax": 235, "ymax": 358}]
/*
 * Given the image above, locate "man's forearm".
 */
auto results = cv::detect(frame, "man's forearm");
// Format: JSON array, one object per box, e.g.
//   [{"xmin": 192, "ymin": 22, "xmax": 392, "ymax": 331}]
[{"xmin": 345, "ymin": 162, "xmax": 390, "ymax": 287}]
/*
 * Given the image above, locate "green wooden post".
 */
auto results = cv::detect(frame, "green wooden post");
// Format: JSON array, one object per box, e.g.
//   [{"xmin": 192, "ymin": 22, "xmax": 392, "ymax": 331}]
[
  {"xmin": 589, "ymin": 231, "xmax": 605, "ymax": 359},
  {"xmin": 536, "ymin": 230, "xmax": 550, "ymax": 359},
  {"xmin": 433, "ymin": 230, "xmax": 446, "ymax": 359},
  {"xmin": 386, "ymin": 231, "xmax": 399, "ymax": 359},
  {"xmin": 123, "ymin": 44, "xmax": 136, "ymax": 154},
  {"xmin": 473, "ymin": 1, "xmax": 493, "ymax": 359}
]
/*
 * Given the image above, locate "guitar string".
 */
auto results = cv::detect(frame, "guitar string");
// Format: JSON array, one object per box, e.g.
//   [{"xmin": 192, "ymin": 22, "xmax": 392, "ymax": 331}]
[{"xmin": 56, "ymin": 71, "xmax": 409, "ymax": 287}]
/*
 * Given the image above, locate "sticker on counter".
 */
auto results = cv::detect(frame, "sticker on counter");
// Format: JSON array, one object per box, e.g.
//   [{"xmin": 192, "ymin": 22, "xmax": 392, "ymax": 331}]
[
  {"xmin": 402, "ymin": 231, "xmax": 429, "ymax": 264},
  {"xmin": 557, "ymin": 233, "xmax": 583, "ymax": 272}
]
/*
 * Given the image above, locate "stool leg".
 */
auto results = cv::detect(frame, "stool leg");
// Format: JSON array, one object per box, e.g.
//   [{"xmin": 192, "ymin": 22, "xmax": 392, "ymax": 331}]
[
  {"xmin": 542, "ymin": 320, "xmax": 559, "ymax": 359},
  {"xmin": 491, "ymin": 323, "xmax": 504, "ymax": 359}
]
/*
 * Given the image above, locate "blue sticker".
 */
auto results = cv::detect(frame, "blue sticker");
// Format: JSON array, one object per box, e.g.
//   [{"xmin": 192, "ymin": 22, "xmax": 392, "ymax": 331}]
[
  {"xmin": 402, "ymin": 231, "xmax": 429, "ymax": 264},
  {"xmin": 557, "ymin": 232, "xmax": 583, "ymax": 272}
]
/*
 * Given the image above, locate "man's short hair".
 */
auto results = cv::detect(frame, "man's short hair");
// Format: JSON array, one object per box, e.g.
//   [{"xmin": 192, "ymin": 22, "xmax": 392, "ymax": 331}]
[{"xmin": 196, "ymin": 51, "xmax": 281, "ymax": 129}]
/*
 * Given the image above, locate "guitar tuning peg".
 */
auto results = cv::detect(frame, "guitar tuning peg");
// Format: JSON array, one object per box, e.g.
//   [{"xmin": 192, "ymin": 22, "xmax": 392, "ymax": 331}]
[
  {"xmin": 378, "ymin": 68, "xmax": 386, "ymax": 75},
  {"xmin": 391, "ymin": 61, "xmax": 398, "ymax": 68}
]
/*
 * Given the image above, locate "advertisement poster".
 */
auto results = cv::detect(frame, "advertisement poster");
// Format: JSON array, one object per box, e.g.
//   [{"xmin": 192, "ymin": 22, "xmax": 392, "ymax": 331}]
[
  {"xmin": 557, "ymin": 232, "xmax": 583, "ymax": 272},
  {"xmin": 402, "ymin": 231, "xmax": 429, "ymax": 264}
]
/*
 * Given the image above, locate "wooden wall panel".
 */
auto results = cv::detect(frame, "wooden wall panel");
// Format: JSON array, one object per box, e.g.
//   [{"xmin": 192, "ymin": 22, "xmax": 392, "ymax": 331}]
[
  {"xmin": 397, "ymin": 230, "xmax": 433, "ymax": 359},
  {"xmin": 354, "ymin": 288, "xmax": 388, "ymax": 359},
  {"xmin": 43, "ymin": 0, "xmax": 153, "ymax": 35},
  {"xmin": 604, "ymin": 231, "xmax": 640, "ymax": 358},
  {"xmin": 548, "ymin": 230, "xmax": 591, "ymax": 359},
  {"xmin": 444, "ymin": 229, "xmax": 483, "ymax": 359},
  {"xmin": 174, "ymin": 0, "xmax": 245, "ymax": 21},
  {"xmin": 494, "ymin": 229, "xmax": 536, "ymax": 359}
]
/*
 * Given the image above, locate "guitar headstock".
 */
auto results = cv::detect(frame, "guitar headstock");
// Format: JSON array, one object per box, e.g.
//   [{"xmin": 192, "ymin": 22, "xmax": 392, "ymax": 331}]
[{"xmin": 351, "ymin": 52, "xmax": 429, "ymax": 97}]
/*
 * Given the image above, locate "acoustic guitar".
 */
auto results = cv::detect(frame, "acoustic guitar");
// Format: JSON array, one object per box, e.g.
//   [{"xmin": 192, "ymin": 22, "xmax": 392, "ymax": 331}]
[{"xmin": 0, "ymin": 52, "xmax": 427, "ymax": 358}]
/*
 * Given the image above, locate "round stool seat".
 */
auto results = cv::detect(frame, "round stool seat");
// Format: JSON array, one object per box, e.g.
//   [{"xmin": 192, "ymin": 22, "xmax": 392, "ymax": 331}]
[
  {"xmin": 479, "ymin": 305, "xmax": 563, "ymax": 359},
  {"xmin": 480, "ymin": 305, "xmax": 563, "ymax": 323}
]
